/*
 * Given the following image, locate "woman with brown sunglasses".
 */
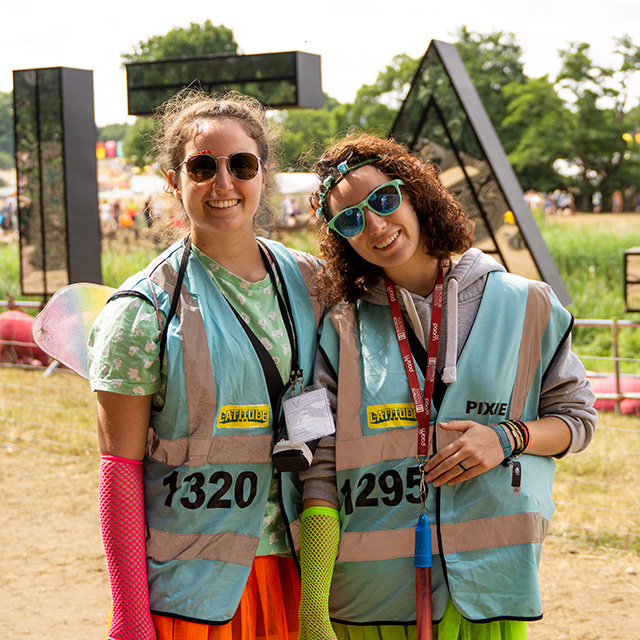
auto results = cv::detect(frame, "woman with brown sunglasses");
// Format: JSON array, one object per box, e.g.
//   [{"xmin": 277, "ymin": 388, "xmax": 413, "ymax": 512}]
[
  {"xmin": 297, "ymin": 132, "xmax": 597, "ymax": 640},
  {"xmin": 88, "ymin": 89, "xmax": 323, "ymax": 640}
]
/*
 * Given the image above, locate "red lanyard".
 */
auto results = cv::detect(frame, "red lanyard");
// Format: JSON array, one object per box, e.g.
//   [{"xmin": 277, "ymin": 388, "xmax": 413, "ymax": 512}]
[{"xmin": 385, "ymin": 268, "xmax": 444, "ymax": 458}]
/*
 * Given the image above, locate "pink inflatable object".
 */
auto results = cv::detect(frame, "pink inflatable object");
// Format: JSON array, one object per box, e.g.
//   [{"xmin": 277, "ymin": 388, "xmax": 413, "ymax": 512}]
[
  {"xmin": 0, "ymin": 310, "xmax": 51, "ymax": 365},
  {"xmin": 589, "ymin": 376, "xmax": 640, "ymax": 415}
]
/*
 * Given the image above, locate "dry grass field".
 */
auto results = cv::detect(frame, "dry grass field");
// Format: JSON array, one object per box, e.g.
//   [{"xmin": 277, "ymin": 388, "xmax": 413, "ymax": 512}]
[{"xmin": 1, "ymin": 365, "xmax": 639, "ymax": 639}]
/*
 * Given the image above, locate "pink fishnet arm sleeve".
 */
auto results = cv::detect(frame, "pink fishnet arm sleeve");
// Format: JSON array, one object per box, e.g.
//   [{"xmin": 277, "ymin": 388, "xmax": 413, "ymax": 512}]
[{"xmin": 99, "ymin": 455, "xmax": 156, "ymax": 640}]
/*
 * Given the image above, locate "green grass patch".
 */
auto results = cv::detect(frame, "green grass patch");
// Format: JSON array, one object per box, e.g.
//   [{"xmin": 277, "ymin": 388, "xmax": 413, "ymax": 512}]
[
  {"xmin": 2, "ymin": 215, "xmax": 640, "ymax": 363},
  {"xmin": 536, "ymin": 214, "xmax": 640, "ymax": 372}
]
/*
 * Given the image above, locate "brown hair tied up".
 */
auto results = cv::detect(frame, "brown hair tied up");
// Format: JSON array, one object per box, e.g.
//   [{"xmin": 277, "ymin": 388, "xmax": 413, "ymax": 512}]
[{"xmin": 149, "ymin": 89, "xmax": 282, "ymax": 246}]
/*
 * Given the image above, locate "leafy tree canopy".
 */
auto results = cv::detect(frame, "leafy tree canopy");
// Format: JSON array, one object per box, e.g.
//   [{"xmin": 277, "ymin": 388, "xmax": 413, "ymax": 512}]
[
  {"xmin": 121, "ymin": 20, "xmax": 238, "ymax": 64},
  {"xmin": 453, "ymin": 27, "xmax": 527, "ymax": 154},
  {"xmin": 275, "ymin": 54, "xmax": 420, "ymax": 170},
  {"xmin": 98, "ymin": 123, "xmax": 132, "ymax": 143},
  {"xmin": 549, "ymin": 37, "xmax": 640, "ymax": 200}
]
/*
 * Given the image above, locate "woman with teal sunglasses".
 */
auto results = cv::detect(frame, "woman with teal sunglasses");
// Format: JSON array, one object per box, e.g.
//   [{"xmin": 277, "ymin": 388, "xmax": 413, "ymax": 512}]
[{"xmin": 297, "ymin": 133, "xmax": 596, "ymax": 640}]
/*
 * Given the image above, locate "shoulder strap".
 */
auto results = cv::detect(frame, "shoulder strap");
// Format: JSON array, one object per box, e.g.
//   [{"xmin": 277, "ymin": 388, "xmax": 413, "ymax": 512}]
[
  {"xmin": 157, "ymin": 236, "xmax": 192, "ymax": 367},
  {"xmin": 224, "ymin": 302, "xmax": 287, "ymax": 413}
]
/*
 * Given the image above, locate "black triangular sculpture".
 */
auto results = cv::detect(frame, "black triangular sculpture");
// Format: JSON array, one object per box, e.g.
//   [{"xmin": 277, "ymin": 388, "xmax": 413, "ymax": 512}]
[{"xmin": 392, "ymin": 40, "xmax": 570, "ymax": 305}]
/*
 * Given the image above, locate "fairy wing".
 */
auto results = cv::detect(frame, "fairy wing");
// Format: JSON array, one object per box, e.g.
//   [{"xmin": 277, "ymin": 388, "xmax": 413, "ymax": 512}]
[{"xmin": 31, "ymin": 283, "xmax": 116, "ymax": 379}]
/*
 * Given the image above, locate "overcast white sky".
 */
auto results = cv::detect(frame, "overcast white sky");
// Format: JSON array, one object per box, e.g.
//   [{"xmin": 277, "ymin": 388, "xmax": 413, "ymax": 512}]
[{"xmin": 4, "ymin": 0, "xmax": 640, "ymax": 126}]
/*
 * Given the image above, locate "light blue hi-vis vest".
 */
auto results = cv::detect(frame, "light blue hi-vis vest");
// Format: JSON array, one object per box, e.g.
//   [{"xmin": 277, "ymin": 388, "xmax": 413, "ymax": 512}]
[
  {"xmin": 319, "ymin": 272, "xmax": 572, "ymax": 624},
  {"xmin": 117, "ymin": 238, "xmax": 322, "ymax": 624}
]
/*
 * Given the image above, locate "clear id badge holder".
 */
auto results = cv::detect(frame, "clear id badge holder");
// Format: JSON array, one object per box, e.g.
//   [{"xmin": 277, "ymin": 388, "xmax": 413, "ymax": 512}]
[{"xmin": 272, "ymin": 379, "xmax": 335, "ymax": 472}]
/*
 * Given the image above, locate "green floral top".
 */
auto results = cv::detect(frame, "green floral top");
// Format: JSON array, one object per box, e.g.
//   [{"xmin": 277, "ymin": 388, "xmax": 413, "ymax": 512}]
[{"xmin": 88, "ymin": 244, "xmax": 292, "ymax": 555}]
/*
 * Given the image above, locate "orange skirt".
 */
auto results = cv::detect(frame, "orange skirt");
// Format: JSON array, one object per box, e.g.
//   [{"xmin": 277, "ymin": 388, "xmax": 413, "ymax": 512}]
[{"xmin": 152, "ymin": 555, "xmax": 300, "ymax": 640}]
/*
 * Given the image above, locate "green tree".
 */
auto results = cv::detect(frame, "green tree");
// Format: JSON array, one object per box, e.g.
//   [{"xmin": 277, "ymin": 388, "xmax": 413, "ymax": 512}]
[
  {"xmin": 123, "ymin": 118, "xmax": 159, "ymax": 167},
  {"xmin": 273, "ymin": 97, "xmax": 341, "ymax": 171},
  {"xmin": 98, "ymin": 123, "xmax": 133, "ymax": 143},
  {"xmin": 122, "ymin": 20, "xmax": 238, "ymax": 63},
  {"xmin": 503, "ymin": 76, "xmax": 572, "ymax": 191},
  {"xmin": 553, "ymin": 37, "xmax": 640, "ymax": 205},
  {"xmin": 277, "ymin": 54, "xmax": 419, "ymax": 170},
  {"xmin": 454, "ymin": 27, "xmax": 527, "ymax": 153},
  {"xmin": 332, "ymin": 54, "xmax": 420, "ymax": 136}
]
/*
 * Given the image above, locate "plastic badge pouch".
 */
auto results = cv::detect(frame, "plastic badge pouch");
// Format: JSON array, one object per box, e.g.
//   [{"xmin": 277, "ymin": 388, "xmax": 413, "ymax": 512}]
[
  {"xmin": 282, "ymin": 386, "xmax": 335, "ymax": 445},
  {"xmin": 31, "ymin": 283, "xmax": 116, "ymax": 379},
  {"xmin": 272, "ymin": 387, "xmax": 335, "ymax": 472}
]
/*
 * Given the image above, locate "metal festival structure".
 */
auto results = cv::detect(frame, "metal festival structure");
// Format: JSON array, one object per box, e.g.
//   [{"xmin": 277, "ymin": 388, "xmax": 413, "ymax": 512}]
[{"xmin": 392, "ymin": 40, "xmax": 570, "ymax": 305}]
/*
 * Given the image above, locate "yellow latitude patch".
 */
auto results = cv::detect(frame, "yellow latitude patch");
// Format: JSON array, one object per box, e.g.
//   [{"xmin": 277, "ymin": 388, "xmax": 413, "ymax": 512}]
[
  {"xmin": 217, "ymin": 404, "xmax": 270, "ymax": 429},
  {"xmin": 367, "ymin": 403, "xmax": 417, "ymax": 429}
]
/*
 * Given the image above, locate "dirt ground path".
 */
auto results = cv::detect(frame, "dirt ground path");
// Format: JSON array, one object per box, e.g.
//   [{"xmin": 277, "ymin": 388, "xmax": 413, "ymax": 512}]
[{"xmin": 1, "ymin": 449, "xmax": 639, "ymax": 640}]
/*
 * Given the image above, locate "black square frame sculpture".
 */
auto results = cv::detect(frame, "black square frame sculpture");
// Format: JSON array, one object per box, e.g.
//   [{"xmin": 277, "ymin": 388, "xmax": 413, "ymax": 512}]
[
  {"xmin": 392, "ymin": 40, "xmax": 570, "ymax": 305},
  {"xmin": 126, "ymin": 51, "xmax": 323, "ymax": 116},
  {"xmin": 13, "ymin": 67, "xmax": 102, "ymax": 296}
]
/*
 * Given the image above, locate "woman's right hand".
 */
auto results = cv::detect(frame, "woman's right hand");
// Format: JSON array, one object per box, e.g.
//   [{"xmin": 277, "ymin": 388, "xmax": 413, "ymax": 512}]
[{"xmin": 423, "ymin": 420, "xmax": 506, "ymax": 486}]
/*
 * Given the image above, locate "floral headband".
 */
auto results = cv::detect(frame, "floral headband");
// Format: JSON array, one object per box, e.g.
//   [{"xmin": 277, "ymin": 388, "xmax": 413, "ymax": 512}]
[{"xmin": 315, "ymin": 158, "xmax": 380, "ymax": 221}]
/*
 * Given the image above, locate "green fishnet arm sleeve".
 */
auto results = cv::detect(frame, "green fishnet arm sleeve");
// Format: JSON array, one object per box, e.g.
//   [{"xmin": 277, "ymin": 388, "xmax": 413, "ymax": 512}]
[{"xmin": 298, "ymin": 506, "xmax": 341, "ymax": 640}]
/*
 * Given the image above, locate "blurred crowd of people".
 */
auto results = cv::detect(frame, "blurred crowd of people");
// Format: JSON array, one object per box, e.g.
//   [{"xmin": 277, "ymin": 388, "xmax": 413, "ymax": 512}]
[
  {"xmin": 0, "ymin": 195, "xmax": 18, "ymax": 233},
  {"xmin": 99, "ymin": 197, "xmax": 154, "ymax": 236},
  {"xmin": 524, "ymin": 189, "xmax": 577, "ymax": 216},
  {"xmin": 524, "ymin": 188, "xmax": 640, "ymax": 215}
]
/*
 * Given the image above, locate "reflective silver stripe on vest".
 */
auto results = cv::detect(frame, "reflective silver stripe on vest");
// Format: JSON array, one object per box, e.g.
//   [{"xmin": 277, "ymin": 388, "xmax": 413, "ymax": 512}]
[
  {"xmin": 335, "ymin": 512, "xmax": 549, "ymax": 562},
  {"xmin": 287, "ymin": 247, "xmax": 324, "ymax": 327},
  {"xmin": 147, "ymin": 432, "xmax": 274, "ymax": 466},
  {"xmin": 509, "ymin": 281, "xmax": 552, "ymax": 420},
  {"xmin": 289, "ymin": 516, "xmax": 301, "ymax": 552},
  {"xmin": 146, "ymin": 527, "xmax": 258, "ymax": 567},
  {"xmin": 144, "ymin": 258, "xmax": 216, "ymax": 465}
]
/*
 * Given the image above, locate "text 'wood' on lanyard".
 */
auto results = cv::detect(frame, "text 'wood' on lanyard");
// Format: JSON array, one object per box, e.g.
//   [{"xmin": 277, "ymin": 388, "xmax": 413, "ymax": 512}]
[{"xmin": 384, "ymin": 267, "xmax": 444, "ymax": 459}]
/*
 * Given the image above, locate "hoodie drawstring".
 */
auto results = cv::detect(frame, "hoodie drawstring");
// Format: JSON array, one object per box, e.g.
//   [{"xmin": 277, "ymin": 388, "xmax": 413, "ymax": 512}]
[
  {"xmin": 399, "ymin": 275, "xmax": 459, "ymax": 384},
  {"xmin": 441, "ymin": 276, "xmax": 459, "ymax": 383}
]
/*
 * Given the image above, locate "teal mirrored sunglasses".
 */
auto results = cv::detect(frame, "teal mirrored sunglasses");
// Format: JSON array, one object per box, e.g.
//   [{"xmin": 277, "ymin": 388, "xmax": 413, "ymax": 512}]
[{"xmin": 327, "ymin": 179, "xmax": 405, "ymax": 238}]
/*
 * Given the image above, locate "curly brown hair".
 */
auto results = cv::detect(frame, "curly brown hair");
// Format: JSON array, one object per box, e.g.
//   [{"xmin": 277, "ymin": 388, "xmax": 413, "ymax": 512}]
[{"xmin": 310, "ymin": 132, "xmax": 475, "ymax": 305}]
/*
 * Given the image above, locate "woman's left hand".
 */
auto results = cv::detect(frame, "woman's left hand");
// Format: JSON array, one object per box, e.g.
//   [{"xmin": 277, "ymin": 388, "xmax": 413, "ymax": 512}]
[{"xmin": 422, "ymin": 420, "xmax": 505, "ymax": 487}]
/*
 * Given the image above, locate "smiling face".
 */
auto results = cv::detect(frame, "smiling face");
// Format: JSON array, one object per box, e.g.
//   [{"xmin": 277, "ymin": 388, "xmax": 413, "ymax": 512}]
[
  {"xmin": 326, "ymin": 165, "xmax": 438, "ymax": 288},
  {"xmin": 168, "ymin": 117, "xmax": 266, "ymax": 253}
]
